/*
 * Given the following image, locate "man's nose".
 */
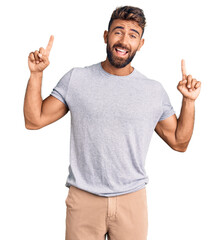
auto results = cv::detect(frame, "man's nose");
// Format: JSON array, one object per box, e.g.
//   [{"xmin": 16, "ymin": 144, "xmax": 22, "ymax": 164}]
[{"xmin": 119, "ymin": 33, "xmax": 129, "ymax": 46}]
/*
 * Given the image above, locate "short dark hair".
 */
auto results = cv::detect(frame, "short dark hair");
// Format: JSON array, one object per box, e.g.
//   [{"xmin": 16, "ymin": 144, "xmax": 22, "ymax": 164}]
[{"xmin": 108, "ymin": 6, "xmax": 146, "ymax": 38}]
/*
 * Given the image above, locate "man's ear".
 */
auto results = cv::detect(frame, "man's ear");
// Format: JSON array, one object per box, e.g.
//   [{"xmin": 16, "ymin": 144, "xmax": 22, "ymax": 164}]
[
  {"xmin": 103, "ymin": 30, "xmax": 108, "ymax": 44},
  {"xmin": 137, "ymin": 38, "xmax": 145, "ymax": 51}
]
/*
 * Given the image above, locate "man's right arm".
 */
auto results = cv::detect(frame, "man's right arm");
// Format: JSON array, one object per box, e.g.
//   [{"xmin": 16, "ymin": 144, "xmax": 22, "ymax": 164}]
[
  {"xmin": 23, "ymin": 71, "xmax": 69, "ymax": 130},
  {"xmin": 24, "ymin": 35, "xmax": 68, "ymax": 130}
]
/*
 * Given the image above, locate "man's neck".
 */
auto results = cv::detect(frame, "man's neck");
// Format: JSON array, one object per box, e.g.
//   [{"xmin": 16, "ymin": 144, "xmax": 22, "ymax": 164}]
[{"xmin": 101, "ymin": 59, "xmax": 134, "ymax": 76}]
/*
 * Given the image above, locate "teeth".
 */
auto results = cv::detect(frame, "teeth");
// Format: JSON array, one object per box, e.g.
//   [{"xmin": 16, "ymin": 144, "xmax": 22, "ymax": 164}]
[{"xmin": 116, "ymin": 48, "xmax": 126, "ymax": 53}]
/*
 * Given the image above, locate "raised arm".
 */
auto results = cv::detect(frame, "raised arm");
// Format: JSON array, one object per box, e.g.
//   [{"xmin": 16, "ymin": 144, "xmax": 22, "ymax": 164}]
[
  {"xmin": 155, "ymin": 59, "xmax": 201, "ymax": 152},
  {"xmin": 24, "ymin": 35, "xmax": 69, "ymax": 130}
]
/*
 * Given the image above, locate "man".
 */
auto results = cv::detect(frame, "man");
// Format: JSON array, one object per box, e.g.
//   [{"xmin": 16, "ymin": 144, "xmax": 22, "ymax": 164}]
[{"xmin": 24, "ymin": 5, "xmax": 201, "ymax": 240}]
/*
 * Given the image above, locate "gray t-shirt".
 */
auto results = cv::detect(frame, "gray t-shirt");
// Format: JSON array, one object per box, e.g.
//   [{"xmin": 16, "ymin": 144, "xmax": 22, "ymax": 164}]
[{"xmin": 50, "ymin": 62, "xmax": 175, "ymax": 197}]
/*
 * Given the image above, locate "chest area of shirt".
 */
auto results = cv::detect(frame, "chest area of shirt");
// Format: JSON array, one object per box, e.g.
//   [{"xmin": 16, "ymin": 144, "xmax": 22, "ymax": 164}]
[{"xmin": 68, "ymin": 78, "xmax": 162, "ymax": 121}]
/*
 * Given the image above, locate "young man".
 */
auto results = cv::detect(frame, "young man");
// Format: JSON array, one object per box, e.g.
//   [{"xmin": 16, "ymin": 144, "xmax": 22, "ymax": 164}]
[{"xmin": 24, "ymin": 5, "xmax": 201, "ymax": 240}]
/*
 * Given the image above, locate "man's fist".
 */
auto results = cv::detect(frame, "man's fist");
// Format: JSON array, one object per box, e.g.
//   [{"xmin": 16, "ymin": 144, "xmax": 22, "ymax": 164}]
[
  {"xmin": 177, "ymin": 59, "xmax": 201, "ymax": 101},
  {"xmin": 28, "ymin": 35, "xmax": 54, "ymax": 73}
]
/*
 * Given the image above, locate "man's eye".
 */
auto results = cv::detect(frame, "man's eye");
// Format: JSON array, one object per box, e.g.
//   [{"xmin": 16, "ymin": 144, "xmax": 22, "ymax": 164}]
[
  {"xmin": 115, "ymin": 32, "xmax": 120, "ymax": 35},
  {"xmin": 131, "ymin": 35, "xmax": 136, "ymax": 38}
]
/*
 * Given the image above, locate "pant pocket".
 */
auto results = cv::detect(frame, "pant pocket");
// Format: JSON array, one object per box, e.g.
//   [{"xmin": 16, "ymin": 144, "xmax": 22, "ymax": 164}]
[{"xmin": 65, "ymin": 187, "xmax": 71, "ymax": 206}]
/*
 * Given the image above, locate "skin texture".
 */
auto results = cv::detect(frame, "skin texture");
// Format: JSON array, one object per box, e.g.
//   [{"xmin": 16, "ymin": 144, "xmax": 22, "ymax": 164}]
[{"xmin": 24, "ymin": 19, "xmax": 201, "ymax": 153}]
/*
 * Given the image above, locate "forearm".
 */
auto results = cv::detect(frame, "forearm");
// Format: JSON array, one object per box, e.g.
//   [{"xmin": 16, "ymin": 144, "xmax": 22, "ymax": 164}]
[
  {"xmin": 23, "ymin": 72, "xmax": 43, "ymax": 128},
  {"xmin": 175, "ymin": 97, "xmax": 195, "ymax": 150}
]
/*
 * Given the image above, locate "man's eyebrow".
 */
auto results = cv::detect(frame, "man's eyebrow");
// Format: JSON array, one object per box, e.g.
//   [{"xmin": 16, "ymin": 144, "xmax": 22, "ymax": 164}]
[
  {"xmin": 130, "ymin": 29, "xmax": 140, "ymax": 36},
  {"xmin": 112, "ymin": 26, "xmax": 140, "ymax": 36},
  {"xmin": 112, "ymin": 26, "xmax": 124, "ymax": 32}
]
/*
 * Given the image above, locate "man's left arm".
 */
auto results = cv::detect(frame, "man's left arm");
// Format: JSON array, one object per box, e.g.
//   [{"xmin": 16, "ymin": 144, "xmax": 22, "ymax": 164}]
[{"xmin": 155, "ymin": 59, "xmax": 201, "ymax": 152}]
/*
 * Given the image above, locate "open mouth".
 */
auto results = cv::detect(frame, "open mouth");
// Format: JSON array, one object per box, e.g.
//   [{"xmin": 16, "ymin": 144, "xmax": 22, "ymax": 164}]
[{"xmin": 115, "ymin": 47, "xmax": 128, "ymax": 56}]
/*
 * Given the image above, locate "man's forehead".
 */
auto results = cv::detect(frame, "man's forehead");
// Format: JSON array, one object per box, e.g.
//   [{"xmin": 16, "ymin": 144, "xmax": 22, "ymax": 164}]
[{"xmin": 110, "ymin": 19, "xmax": 141, "ymax": 31}]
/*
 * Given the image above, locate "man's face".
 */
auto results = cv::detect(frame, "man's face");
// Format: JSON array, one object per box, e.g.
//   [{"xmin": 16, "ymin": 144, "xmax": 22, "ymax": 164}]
[{"xmin": 104, "ymin": 19, "xmax": 145, "ymax": 68}]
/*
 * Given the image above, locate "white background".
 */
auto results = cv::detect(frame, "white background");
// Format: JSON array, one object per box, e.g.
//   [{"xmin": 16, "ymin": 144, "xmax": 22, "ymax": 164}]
[{"xmin": 1, "ymin": 0, "xmax": 223, "ymax": 239}]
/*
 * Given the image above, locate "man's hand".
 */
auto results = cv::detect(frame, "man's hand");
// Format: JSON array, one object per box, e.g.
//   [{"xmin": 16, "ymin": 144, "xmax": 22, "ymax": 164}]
[
  {"xmin": 177, "ymin": 59, "xmax": 201, "ymax": 101},
  {"xmin": 28, "ymin": 35, "xmax": 54, "ymax": 74}
]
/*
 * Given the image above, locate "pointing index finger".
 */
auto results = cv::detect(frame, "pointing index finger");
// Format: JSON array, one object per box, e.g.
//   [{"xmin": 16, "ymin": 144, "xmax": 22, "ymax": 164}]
[
  {"xmin": 181, "ymin": 59, "xmax": 187, "ymax": 80},
  {"xmin": 45, "ymin": 35, "xmax": 54, "ymax": 56}
]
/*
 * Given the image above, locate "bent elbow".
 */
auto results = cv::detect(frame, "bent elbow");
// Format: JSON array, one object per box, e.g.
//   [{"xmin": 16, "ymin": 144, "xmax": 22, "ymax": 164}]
[
  {"xmin": 25, "ymin": 124, "xmax": 42, "ymax": 130},
  {"xmin": 25, "ymin": 119, "xmax": 42, "ymax": 130},
  {"xmin": 171, "ymin": 142, "xmax": 188, "ymax": 152},
  {"xmin": 171, "ymin": 146, "xmax": 186, "ymax": 152},
  {"xmin": 176, "ymin": 147, "xmax": 187, "ymax": 152}
]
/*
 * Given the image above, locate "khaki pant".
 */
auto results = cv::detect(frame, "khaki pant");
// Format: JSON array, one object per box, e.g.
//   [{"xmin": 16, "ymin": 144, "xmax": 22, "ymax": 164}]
[{"xmin": 65, "ymin": 185, "xmax": 148, "ymax": 240}]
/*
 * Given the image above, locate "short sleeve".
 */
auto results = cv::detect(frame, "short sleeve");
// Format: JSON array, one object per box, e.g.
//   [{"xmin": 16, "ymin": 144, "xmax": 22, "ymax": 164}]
[
  {"xmin": 158, "ymin": 85, "xmax": 176, "ymax": 122},
  {"xmin": 50, "ymin": 68, "xmax": 74, "ymax": 109}
]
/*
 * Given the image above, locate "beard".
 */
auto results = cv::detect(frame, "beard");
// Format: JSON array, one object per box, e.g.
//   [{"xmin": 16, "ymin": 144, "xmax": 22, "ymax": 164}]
[{"xmin": 106, "ymin": 41, "xmax": 138, "ymax": 68}]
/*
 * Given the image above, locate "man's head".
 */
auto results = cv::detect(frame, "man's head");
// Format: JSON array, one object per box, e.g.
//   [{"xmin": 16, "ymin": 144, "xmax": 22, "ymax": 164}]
[{"xmin": 104, "ymin": 6, "xmax": 146, "ymax": 68}]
